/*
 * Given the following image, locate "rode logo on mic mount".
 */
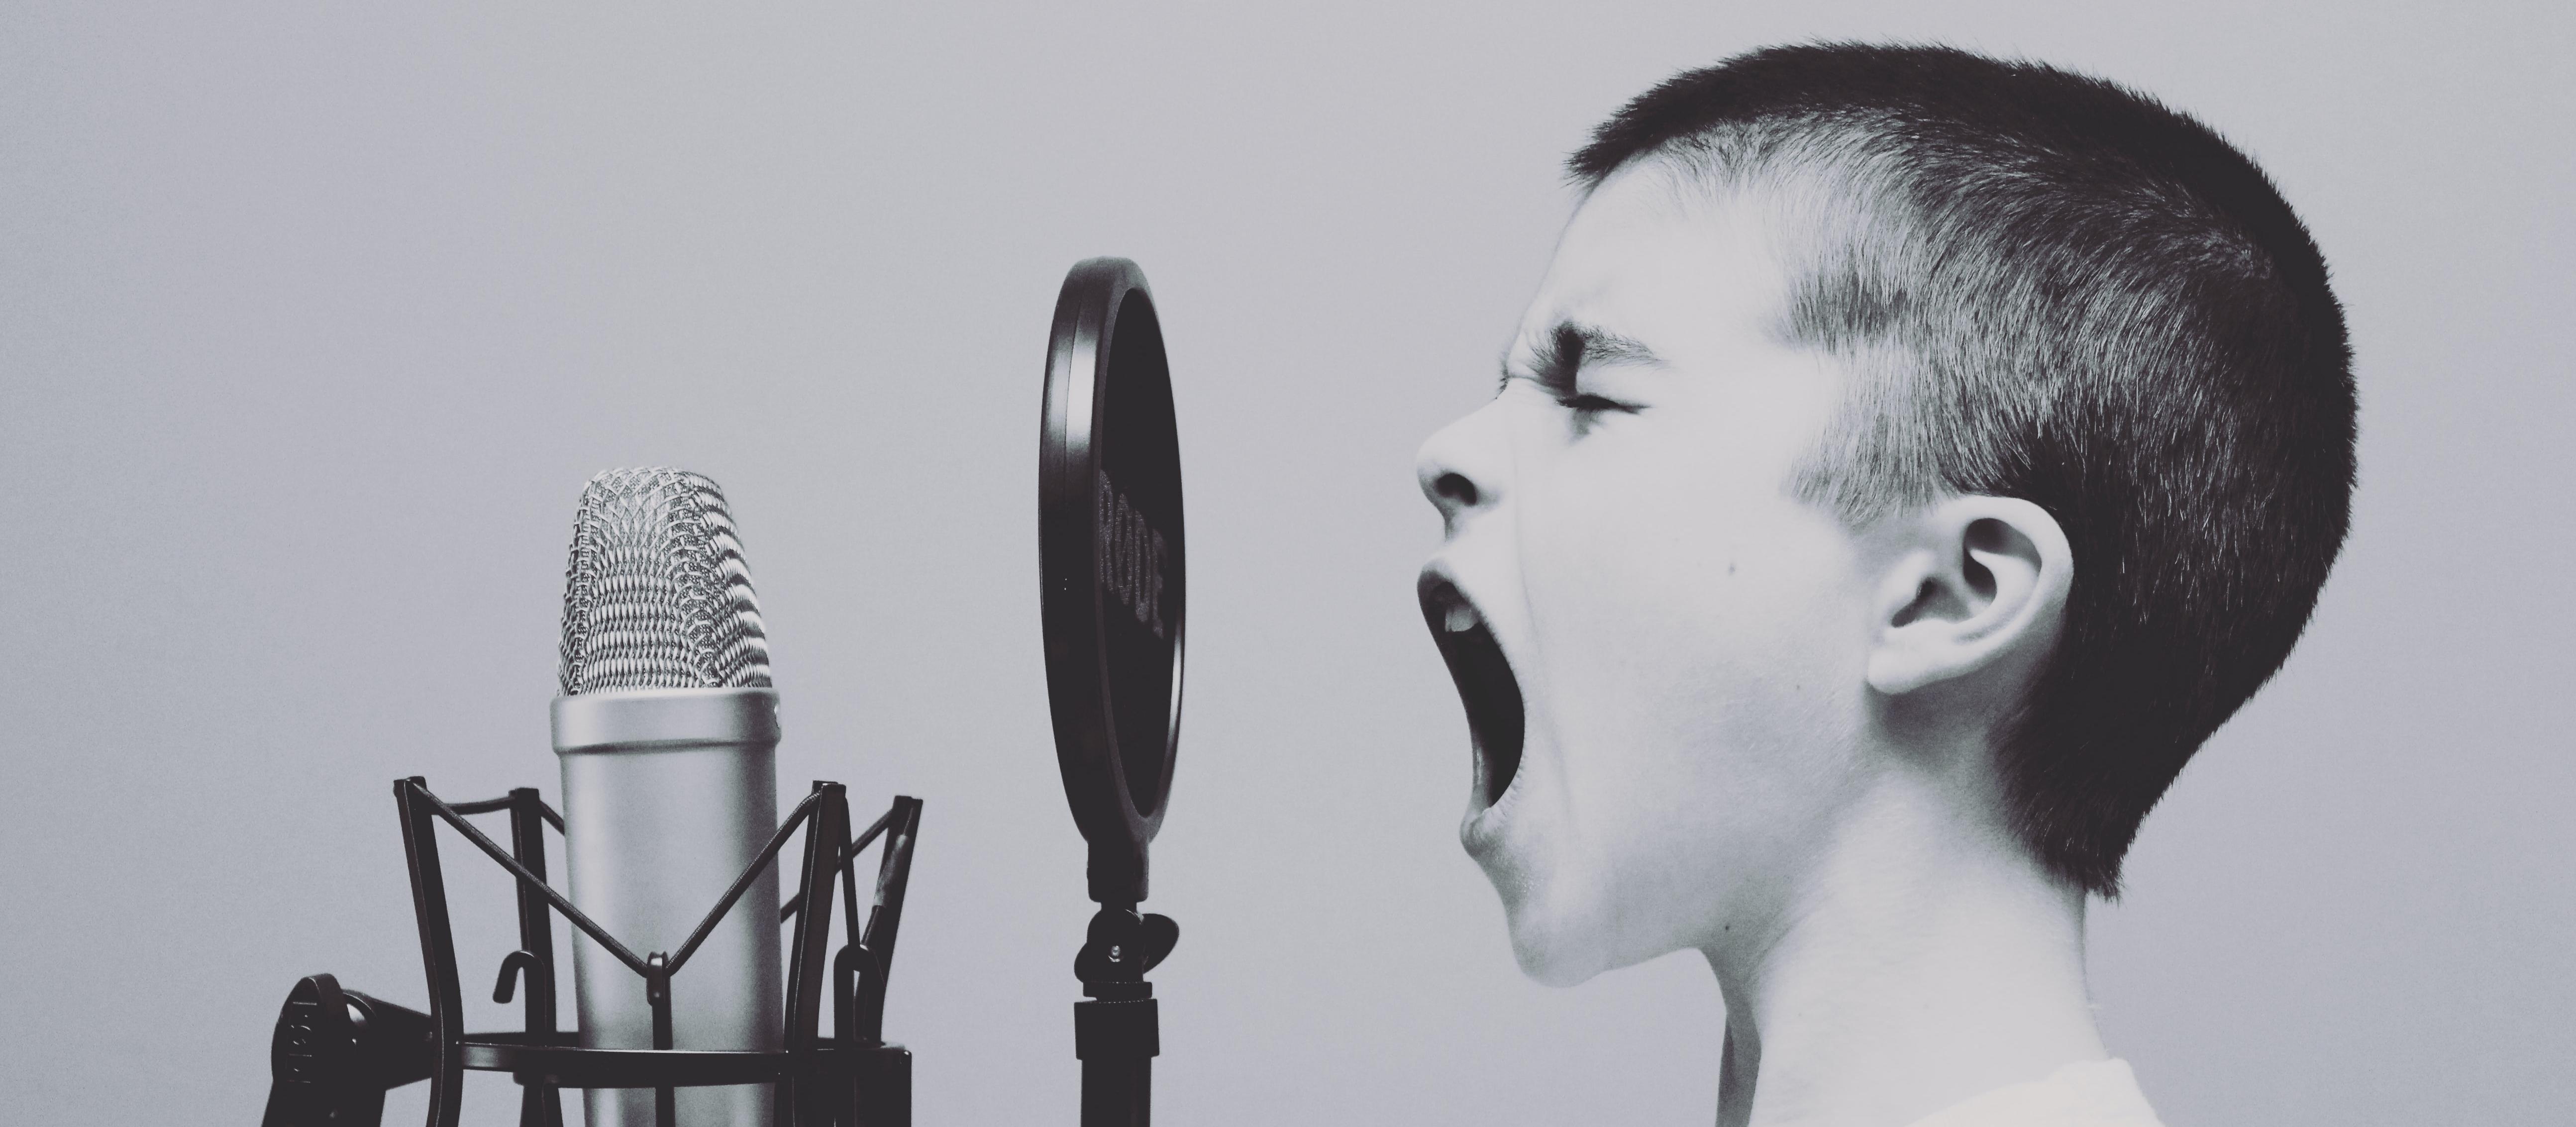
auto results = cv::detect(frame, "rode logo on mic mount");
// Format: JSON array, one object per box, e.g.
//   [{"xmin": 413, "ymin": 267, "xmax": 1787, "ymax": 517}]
[{"xmin": 1098, "ymin": 469, "xmax": 1170, "ymax": 640}]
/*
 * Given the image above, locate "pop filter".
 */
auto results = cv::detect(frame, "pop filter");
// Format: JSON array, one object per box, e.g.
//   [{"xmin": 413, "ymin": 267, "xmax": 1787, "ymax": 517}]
[
  {"xmin": 1040, "ymin": 257, "xmax": 1186, "ymax": 909},
  {"xmin": 1041, "ymin": 256, "xmax": 1184, "ymax": 1127}
]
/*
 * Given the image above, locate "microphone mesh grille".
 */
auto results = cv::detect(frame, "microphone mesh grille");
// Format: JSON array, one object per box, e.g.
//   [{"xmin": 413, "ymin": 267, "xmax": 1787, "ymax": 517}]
[{"xmin": 557, "ymin": 468, "xmax": 773, "ymax": 695}]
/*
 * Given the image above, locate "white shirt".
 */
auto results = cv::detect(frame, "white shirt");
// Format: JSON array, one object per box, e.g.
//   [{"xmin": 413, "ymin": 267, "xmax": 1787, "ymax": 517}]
[{"xmin": 1905, "ymin": 1059, "xmax": 2165, "ymax": 1127}]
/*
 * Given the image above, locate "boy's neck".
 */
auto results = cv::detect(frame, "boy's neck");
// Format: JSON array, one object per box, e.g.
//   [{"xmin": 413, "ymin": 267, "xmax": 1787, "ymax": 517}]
[{"xmin": 1704, "ymin": 774, "xmax": 2106, "ymax": 1127}]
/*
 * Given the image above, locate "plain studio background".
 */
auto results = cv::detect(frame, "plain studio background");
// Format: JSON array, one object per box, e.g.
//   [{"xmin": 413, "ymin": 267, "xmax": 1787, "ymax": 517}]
[{"xmin": 3, "ymin": 2, "xmax": 2570, "ymax": 1124}]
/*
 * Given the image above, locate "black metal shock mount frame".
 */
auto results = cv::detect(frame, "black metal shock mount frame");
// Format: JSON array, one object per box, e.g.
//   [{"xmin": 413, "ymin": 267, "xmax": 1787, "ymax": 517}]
[{"xmin": 267, "ymin": 776, "xmax": 922, "ymax": 1127}]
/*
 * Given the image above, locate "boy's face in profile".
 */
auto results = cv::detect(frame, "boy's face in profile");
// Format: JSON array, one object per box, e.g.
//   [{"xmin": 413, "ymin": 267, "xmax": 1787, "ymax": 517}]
[{"xmin": 1418, "ymin": 165, "xmax": 1884, "ymax": 984}]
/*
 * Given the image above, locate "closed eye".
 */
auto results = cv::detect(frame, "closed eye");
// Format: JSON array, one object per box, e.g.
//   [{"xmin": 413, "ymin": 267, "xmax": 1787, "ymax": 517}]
[
  {"xmin": 1505, "ymin": 320, "xmax": 1656, "ymax": 418},
  {"xmin": 1555, "ymin": 392, "xmax": 1639, "ymax": 414}
]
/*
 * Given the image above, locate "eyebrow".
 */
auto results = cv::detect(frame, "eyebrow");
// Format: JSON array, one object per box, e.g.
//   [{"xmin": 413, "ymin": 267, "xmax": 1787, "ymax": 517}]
[{"xmin": 1503, "ymin": 320, "xmax": 1664, "ymax": 395}]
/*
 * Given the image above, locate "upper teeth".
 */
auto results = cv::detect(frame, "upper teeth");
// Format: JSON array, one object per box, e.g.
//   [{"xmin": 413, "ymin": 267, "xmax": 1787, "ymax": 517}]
[{"xmin": 1444, "ymin": 604, "xmax": 1480, "ymax": 633}]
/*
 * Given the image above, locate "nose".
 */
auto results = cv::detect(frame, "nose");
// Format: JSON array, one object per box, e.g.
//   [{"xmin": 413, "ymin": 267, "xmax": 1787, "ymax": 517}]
[{"xmin": 1416, "ymin": 404, "xmax": 1504, "ymax": 536}]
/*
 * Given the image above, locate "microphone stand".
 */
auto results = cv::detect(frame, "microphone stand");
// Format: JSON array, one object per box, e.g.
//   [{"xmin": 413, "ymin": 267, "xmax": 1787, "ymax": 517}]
[{"xmin": 1072, "ymin": 905, "xmax": 1177, "ymax": 1127}]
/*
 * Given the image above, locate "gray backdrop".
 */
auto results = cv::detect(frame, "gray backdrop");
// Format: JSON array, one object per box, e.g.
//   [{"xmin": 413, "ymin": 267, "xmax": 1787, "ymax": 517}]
[{"xmin": 4, "ymin": 1, "xmax": 2570, "ymax": 1124}]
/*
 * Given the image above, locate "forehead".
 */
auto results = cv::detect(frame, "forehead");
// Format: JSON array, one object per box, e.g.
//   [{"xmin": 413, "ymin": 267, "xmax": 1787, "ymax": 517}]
[{"xmin": 1516, "ymin": 162, "xmax": 1793, "ymax": 359}]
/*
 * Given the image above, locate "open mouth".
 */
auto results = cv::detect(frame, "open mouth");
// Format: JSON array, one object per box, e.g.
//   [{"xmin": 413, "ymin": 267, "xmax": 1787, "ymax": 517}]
[{"xmin": 1418, "ymin": 572, "xmax": 1526, "ymax": 808}]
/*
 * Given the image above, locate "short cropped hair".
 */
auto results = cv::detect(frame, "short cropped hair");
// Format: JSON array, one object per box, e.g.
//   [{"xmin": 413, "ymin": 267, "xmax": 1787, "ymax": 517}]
[{"xmin": 1571, "ymin": 44, "xmax": 2355, "ymax": 895}]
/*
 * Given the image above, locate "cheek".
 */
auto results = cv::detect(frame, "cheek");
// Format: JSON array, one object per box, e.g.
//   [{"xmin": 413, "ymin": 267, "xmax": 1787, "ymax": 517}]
[
  {"xmin": 1517, "ymin": 453, "xmax": 1871, "ymax": 861},
  {"xmin": 1520, "ymin": 446, "xmax": 1858, "ymax": 725}
]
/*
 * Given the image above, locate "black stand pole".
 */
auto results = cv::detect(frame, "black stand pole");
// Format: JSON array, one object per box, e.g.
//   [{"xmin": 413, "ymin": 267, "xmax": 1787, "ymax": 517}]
[
  {"xmin": 1073, "ymin": 906, "xmax": 1177, "ymax": 1127},
  {"xmin": 1078, "ymin": 1052, "xmax": 1152, "ymax": 1127}
]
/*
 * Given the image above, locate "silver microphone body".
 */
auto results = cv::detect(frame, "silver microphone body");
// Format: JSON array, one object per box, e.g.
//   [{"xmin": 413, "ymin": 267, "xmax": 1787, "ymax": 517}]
[
  {"xmin": 551, "ymin": 467, "xmax": 783, "ymax": 1127},
  {"xmin": 554, "ymin": 688, "xmax": 782, "ymax": 1127}
]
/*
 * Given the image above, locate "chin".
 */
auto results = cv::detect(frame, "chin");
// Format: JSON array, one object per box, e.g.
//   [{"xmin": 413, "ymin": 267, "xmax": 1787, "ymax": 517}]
[
  {"xmin": 1508, "ymin": 916, "xmax": 1617, "ymax": 988},
  {"xmin": 1469, "ymin": 842, "xmax": 1620, "ymax": 987}
]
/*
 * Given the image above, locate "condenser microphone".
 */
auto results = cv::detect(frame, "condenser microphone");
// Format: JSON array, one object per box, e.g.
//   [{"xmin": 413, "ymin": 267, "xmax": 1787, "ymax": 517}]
[{"xmin": 552, "ymin": 468, "xmax": 784, "ymax": 1127}]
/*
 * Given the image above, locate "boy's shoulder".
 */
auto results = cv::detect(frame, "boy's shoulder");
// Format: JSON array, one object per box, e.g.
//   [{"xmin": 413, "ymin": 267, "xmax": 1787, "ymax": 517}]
[{"xmin": 1907, "ymin": 1059, "xmax": 2165, "ymax": 1127}]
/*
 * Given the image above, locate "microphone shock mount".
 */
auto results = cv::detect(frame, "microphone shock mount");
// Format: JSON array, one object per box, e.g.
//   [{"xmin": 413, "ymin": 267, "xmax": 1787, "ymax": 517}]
[{"xmin": 262, "ymin": 778, "xmax": 921, "ymax": 1127}]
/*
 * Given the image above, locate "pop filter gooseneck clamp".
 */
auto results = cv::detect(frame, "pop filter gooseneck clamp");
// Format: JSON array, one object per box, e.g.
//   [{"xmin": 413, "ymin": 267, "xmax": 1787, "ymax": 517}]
[{"xmin": 1040, "ymin": 257, "xmax": 1186, "ymax": 1127}]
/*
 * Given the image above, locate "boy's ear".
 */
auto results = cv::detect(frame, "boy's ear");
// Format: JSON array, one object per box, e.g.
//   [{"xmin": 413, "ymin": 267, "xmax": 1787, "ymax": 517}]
[{"xmin": 1866, "ymin": 496, "xmax": 2072, "ymax": 697}]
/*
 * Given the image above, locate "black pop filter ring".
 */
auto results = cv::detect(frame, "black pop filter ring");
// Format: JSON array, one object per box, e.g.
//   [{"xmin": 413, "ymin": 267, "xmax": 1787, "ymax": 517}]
[{"xmin": 1040, "ymin": 257, "xmax": 1185, "ymax": 907}]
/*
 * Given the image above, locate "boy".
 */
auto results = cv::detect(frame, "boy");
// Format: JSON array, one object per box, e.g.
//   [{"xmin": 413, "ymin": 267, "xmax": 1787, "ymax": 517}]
[{"xmin": 1415, "ymin": 44, "xmax": 2351, "ymax": 1127}]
